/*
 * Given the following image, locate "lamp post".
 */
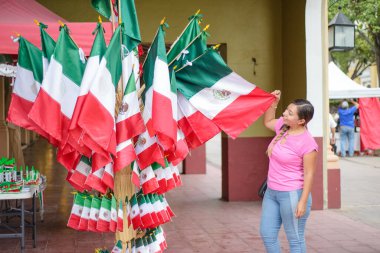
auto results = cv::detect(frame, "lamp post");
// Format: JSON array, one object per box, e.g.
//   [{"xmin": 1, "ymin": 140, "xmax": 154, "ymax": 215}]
[{"xmin": 328, "ymin": 10, "xmax": 355, "ymax": 52}]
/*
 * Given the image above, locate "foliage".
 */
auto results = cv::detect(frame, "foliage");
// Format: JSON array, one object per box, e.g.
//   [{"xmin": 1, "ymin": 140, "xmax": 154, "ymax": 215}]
[{"xmin": 329, "ymin": 0, "xmax": 380, "ymax": 82}]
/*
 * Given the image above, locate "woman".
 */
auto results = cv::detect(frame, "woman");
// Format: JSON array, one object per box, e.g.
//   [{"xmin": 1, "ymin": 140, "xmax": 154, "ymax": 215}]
[{"xmin": 260, "ymin": 90, "xmax": 318, "ymax": 253}]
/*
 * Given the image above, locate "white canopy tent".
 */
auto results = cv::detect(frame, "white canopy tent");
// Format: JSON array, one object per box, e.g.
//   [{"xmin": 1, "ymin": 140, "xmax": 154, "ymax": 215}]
[{"xmin": 328, "ymin": 62, "xmax": 380, "ymax": 99}]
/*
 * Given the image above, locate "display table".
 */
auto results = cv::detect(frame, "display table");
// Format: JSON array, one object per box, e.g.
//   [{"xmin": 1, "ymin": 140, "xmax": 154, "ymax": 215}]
[{"xmin": 0, "ymin": 182, "xmax": 46, "ymax": 252}]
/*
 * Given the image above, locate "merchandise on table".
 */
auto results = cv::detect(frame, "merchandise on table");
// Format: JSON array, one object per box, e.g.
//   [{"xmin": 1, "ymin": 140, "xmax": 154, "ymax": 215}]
[{"xmin": 0, "ymin": 157, "xmax": 43, "ymax": 193}]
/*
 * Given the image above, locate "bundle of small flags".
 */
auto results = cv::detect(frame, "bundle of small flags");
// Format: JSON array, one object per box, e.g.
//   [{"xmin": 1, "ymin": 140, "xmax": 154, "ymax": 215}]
[
  {"xmin": 132, "ymin": 160, "xmax": 182, "ymax": 195},
  {"xmin": 130, "ymin": 227, "xmax": 167, "ymax": 253},
  {"xmin": 97, "ymin": 226, "xmax": 167, "ymax": 253},
  {"xmin": 127, "ymin": 192, "xmax": 174, "ymax": 231},
  {"xmin": 66, "ymin": 157, "xmax": 114, "ymax": 194},
  {"xmin": 67, "ymin": 192, "xmax": 123, "ymax": 233}
]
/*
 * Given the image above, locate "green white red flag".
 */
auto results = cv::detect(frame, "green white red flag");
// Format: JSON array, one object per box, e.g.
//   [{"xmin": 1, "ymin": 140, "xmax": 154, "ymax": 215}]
[
  {"xmin": 97, "ymin": 196, "xmax": 111, "ymax": 232},
  {"xmin": 175, "ymin": 48, "xmax": 275, "ymax": 138},
  {"xmin": 109, "ymin": 195, "xmax": 118, "ymax": 232},
  {"xmin": 77, "ymin": 25, "xmax": 122, "ymax": 166},
  {"xmin": 88, "ymin": 196, "xmax": 102, "ymax": 232},
  {"xmin": 6, "ymin": 36, "xmax": 52, "ymax": 142},
  {"xmin": 78, "ymin": 195, "xmax": 92, "ymax": 231},
  {"xmin": 68, "ymin": 22, "xmax": 107, "ymax": 158},
  {"xmin": 67, "ymin": 193, "xmax": 85, "ymax": 230},
  {"xmin": 142, "ymin": 23, "xmax": 177, "ymax": 150}
]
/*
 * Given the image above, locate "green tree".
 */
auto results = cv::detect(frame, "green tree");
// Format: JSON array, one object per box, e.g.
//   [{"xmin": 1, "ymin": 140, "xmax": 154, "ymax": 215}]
[{"xmin": 329, "ymin": 0, "xmax": 380, "ymax": 85}]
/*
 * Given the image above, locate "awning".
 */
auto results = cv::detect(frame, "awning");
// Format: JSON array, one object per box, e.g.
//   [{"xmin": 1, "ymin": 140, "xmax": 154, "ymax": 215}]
[
  {"xmin": 0, "ymin": 0, "xmax": 113, "ymax": 56},
  {"xmin": 329, "ymin": 62, "xmax": 380, "ymax": 99}
]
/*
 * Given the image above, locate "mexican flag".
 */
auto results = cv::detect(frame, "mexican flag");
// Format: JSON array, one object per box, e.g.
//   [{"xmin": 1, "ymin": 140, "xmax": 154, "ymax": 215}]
[
  {"xmin": 159, "ymin": 195, "xmax": 174, "ymax": 219},
  {"xmin": 114, "ymin": 73, "xmax": 143, "ymax": 173},
  {"xmin": 7, "ymin": 36, "xmax": 51, "ymax": 141},
  {"xmin": 67, "ymin": 193, "xmax": 85, "ymax": 230},
  {"xmin": 109, "ymin": 195, "xmax": 118, "ymax": 232},
  {"xmin": 84, "ymin": 166, "xmax": 108, "ymax": 194},
  {"xmin": 67, "ymin": 156, "xmax": 92, "ymax": 191},
  {"xmin": 145, "ymin": 194, "xmax": 159, "ymax": 228},
  {"xmin": 134, "ymin": 130, "xmax": 165, "ymax": 169},
  {"xmin": 117, "ymin": 199, "xmax": 124, "ymax": 232},
  {"xmin": 147, "ymin": 194, "xmax": 164, "ymax": 227},
  {"xmin": 175, "ymin": 49, "xmax": 275, "ymax": 138},
  {"xmin": 101, "ymin": 162, "xmax": 114, "ymax": 190},
  {"xmin": 152, "ymin": 163, "xmax": 167, "ymax": 194},
  {"xmin": 167, "ymin": 12, "xmax": 203, "ymax": 65},
  {"xmin": 39, "ymin": 23, "xmax": 61, "ymax": 147},
  {"xmin": 140, "ymin": 165, "xmax": 159, "ymax": 194},
  {"xmin": 97, "ymin": 196, "xmax": 111, "ymax": 232},
  {"xmin": 153, "ymin": 194, "xmax": 169, "ymax": 224},
  {"xmin": 68, "ymin": 22, "xmax": 107, "ymax": 158},
  {"xmin": 142, "ymin": 23, "xmax": 177, "ymax": 150},
  {"xmin": 111, "ymin": 240, "xmax": 123, "ymax": 253},
  {"xmin": 130, "ymin": 194, "xmax": 142, "ymax": 230},
  {"xmin": 77, "ymin": 25, "xmax": 122, "ymax": 158},
  {"xmin": 116, "ymin": 71, "xmax": 145, "ymax": 143},
  {"xmin": 177, "ymin": 87, "xmax": 220, "ymax": 150},
  {"xmin": 137, "ymin": 194, "xmax": 154, "ymax": 229},
  {"xmin": 88, "ymin": 196, "xmax": 102, "ymax": 232},
  {"xmin": 29, "ymin": 24, "xmax": 86, "ymax": 145},
  {"xmin": 78, "ymin": 195, "xmax": 92, "ymax": 231}
]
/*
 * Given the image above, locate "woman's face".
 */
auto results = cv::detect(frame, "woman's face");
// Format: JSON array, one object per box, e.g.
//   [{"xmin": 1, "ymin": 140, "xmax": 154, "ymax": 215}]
[{"xmin": 282, "ymin": 103, "xmax": 305, "ymax": 127}]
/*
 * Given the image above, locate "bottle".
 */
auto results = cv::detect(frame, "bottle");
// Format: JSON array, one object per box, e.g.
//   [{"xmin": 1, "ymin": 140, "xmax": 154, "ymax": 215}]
[{"xmin": 26, "ymin": 166, "xmax": 29, "ymax": 181}]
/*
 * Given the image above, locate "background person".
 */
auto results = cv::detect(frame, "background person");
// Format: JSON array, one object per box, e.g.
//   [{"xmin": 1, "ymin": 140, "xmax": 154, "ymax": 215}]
[
  {"xmin": 329, "ymin": 112, "xmax": 337, "ymax": 154},
  {"xmin": 338, "ymin": 99, "xmax": 359, "ymax": 157},
  {"xmin": 260, "ymin": 90, "xmax": 318, "ymax": 253}
]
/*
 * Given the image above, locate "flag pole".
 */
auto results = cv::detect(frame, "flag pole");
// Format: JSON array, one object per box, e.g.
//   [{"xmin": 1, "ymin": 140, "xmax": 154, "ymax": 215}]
[
  {"xmin": 166, "ymin": 9, "xmax": 201, "ymax": 56},
  {"xmin": 109, "ymin": 0, "xmax": 115, "ymax": 32},
  {"xmin": 174, "ymin": 44, "xmax": 220, "ymax": 73},
  {"xmin": 168, "ymin": 24, "xmax": 210, "ymax": 67}
]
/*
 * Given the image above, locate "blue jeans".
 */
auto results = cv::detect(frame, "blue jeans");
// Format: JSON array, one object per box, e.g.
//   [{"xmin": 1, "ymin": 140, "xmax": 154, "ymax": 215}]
[
  {"xmin": 260, "ymin": 188, "xmax": 312, "ymax": 253},
  {"xmin": 340, "ymin": 126, "xmax": 355, "ymax": 157}
]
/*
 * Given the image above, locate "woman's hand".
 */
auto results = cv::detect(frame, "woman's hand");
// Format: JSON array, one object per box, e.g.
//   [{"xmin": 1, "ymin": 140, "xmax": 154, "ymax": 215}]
[
  {"xmin": 295, "ymin": 200, "xmax": 307, "ymax": 218},
  {"xmin": 271, "ymin": 90, "xmax": 281, "ymax": 104}
]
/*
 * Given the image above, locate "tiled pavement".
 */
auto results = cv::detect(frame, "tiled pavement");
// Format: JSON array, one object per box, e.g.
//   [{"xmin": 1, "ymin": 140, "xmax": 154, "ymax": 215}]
[{"xmin": 1, "ymin": 138, "xmax": 380, "ymax": 252}]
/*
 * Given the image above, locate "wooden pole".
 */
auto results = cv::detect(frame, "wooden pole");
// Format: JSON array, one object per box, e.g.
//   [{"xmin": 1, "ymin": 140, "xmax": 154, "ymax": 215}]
[{"xmin": 114, "ymin": 166, "xmax": 136, "ymax": 251}]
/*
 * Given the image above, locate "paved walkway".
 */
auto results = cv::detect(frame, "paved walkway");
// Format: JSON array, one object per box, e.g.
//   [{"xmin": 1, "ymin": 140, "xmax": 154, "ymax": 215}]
[{"xmin": 1, "ymin": 138, "xmax": 380, "ymax": 252}]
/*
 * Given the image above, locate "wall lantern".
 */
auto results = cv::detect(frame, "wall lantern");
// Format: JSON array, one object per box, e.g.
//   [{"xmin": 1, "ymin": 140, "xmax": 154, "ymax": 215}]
[{"xmin": 328, "ymin": 11, "xmax": 355, "ymax": 51}]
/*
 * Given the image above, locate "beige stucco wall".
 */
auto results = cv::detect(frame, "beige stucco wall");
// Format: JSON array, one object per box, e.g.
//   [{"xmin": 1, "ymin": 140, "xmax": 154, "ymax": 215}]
[{"xmin": 37, "ymin": 0, "xmax": 307, "ymax": 137}]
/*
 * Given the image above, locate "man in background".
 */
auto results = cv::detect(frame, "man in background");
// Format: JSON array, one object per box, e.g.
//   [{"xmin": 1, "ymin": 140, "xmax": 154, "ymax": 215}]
[{"xmin": 338, "ymin": 99, "xmax": 359, "ymax": 157}]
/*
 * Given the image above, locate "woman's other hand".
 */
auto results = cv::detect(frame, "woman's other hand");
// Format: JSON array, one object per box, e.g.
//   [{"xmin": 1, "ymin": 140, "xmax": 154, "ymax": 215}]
[{"xmin": 295, "ymin": 200, "xmax": 307, "ymax": 218}]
